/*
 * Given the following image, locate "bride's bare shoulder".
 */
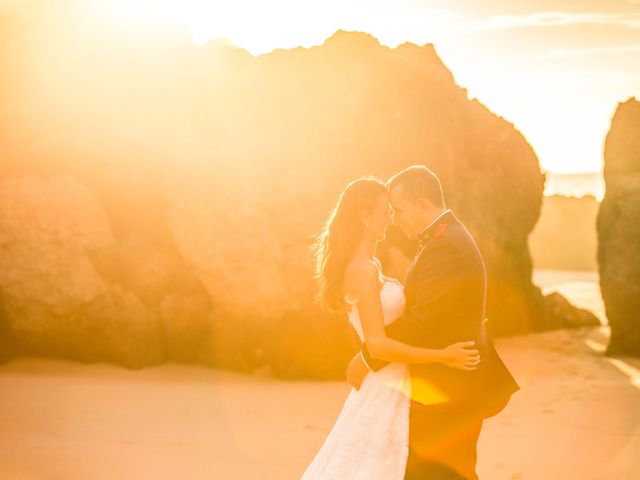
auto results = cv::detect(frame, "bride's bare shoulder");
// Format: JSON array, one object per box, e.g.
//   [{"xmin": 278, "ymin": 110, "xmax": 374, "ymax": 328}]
[{"xmin": 344, "ymin": 259, "xmax": 380, "ymax": 295}]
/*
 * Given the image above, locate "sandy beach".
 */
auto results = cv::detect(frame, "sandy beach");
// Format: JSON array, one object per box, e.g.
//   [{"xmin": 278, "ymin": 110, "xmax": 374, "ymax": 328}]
[{"xmin": 1, "ymin": 271, "xmax": 639, "ymax": 480}]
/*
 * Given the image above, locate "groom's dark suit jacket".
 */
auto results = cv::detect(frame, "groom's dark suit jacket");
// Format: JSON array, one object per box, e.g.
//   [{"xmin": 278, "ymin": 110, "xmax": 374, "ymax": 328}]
[{"xmin": 363, "ymin": 210, "xmax": 519, "ymax": 418}]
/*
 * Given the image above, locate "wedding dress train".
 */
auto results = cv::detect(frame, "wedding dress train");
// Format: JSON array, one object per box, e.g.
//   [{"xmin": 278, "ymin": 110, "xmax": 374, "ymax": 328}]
[{"xmin": 301, "ymin": 278, "xmax": 411, "ymax": 480}]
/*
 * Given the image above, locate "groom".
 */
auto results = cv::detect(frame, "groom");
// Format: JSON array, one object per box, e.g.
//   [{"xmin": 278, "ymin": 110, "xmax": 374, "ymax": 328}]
[{"xmin": 347, "ymin": 165, "xmax": 519, "ymax": 480}]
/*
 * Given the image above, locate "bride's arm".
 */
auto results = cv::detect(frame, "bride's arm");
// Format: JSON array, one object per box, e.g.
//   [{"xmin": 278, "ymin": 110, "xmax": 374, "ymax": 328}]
[{"xmin": 348, "ymin": 262, "xmax": 478, "ymax": 367}]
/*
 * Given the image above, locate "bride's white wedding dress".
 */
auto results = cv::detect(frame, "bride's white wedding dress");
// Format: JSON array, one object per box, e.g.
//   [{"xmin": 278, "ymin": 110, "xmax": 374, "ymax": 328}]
[{"xmin": 301, "ymin": 278, "xmax": 411, "ymax": 480}]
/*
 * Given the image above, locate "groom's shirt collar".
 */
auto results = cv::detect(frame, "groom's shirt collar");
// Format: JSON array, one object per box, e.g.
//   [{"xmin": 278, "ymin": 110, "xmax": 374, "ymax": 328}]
[{"xmin": 418, "ymin": 209, "xmax": 453, "ymax": 246}]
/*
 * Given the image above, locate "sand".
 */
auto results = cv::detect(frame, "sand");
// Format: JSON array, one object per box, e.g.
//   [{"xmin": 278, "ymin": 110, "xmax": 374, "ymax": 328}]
[{"xmin": 1, "ymin": 270, "xmax": 639, "ymax": 479}]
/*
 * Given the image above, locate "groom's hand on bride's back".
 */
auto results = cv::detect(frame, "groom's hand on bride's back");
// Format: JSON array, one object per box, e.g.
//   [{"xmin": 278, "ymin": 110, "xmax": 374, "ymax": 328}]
[
  {"xmin": 442, "ymin": 341, "xmax": 481, "ymax": 371},
  {"xmin": 346, "ymin": 353, "xmax": 369, "ymax": 390}
]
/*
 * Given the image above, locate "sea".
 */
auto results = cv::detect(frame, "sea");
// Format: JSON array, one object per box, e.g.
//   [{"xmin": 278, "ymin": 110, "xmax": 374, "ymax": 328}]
[{"xmin": 544, "ymin": 172, "xmax": 604, "ymax": 200}]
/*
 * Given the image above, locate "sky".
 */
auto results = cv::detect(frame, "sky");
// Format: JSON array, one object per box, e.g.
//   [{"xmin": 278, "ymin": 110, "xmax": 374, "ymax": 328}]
[{"xmin": 112, "ymin": 0, "xmax": 640, "ymax": 175}]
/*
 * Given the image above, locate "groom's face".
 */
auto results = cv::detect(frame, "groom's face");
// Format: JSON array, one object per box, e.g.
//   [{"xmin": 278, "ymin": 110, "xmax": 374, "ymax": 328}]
[{"xmin": 388, "ymin": 184, "xmax": 424, "ymax": 239}]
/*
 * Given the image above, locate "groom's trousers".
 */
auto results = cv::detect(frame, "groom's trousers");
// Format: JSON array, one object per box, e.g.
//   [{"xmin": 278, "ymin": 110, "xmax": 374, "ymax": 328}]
[{"xmin": 405, "ymin": 401, "xmax": 483, "ymax": 480}]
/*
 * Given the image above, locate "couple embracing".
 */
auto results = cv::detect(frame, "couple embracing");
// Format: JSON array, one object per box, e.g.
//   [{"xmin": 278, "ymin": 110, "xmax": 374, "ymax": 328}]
[{"xmin": 303, "ymin": 166, "xmax": 519, "ymax": 479}]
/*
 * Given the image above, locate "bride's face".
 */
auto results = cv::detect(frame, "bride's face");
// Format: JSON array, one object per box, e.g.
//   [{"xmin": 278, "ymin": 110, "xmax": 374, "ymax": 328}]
[{"xmin": 365, "ymin": 193, "xmax": 392, "ymax": 240}]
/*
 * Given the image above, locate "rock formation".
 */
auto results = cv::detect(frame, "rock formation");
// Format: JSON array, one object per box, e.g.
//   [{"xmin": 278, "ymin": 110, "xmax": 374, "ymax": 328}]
[
  {"xmin": 530, "ymin": 194, "xmax": 599, "ymax": 271},
  {"xmin": 0, "ymin": 3, "xmax": 597, "ymax": 377},
  {"xmin": 598, "ymin": 98, "xmax": 640, "ymax": 357}
]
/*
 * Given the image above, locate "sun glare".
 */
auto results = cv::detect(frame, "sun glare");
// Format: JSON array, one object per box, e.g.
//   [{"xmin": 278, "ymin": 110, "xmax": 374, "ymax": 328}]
[
  {"xmin": 103, "ymin": 0, "xmax": 189, "ymax": 27},
  {"xmin": 182, "ymin": 1, "xmax": 341, "ymax": 54},
  {"xmin": 99, "ymin": 0, "xmax": 333, "ymax": 54}
]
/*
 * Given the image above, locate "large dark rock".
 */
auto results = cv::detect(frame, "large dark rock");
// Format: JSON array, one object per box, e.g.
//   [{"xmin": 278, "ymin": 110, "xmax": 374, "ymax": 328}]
[
  {"xmin": 598, "ymin": 98, "xmax": 640, "ymax": 357},
  {"xmin": 0, "ymin": 175, "xmax": 213, "ymax": 368},
  {"xmin": 0, "ymin": 2, "xmax": 594, "ymax": 376}
]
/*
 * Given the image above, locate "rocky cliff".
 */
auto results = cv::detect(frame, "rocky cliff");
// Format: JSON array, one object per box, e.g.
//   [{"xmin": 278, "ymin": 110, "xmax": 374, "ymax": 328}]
[
  {"xmin": 598, "ymin": 98, "xmax": 640, "ymax": 357},
  {"xmin": 530, "ymin": 195, "xmax": 599, "ymax": 271},
  {"xmin": 0, "ymin": 3, "xmax": 597, "ymax": 376}
]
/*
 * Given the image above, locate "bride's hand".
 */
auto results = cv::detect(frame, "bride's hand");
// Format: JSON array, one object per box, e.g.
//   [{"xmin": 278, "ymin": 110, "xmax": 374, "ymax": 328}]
[{"xmin": 441, "ymin": 341, "xmax": 480, "ymax": 371}]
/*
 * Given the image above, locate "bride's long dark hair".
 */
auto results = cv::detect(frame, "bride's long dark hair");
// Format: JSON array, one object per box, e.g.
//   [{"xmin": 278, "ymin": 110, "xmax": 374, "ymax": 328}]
[{"xmin": 313, "ymin": 176, "xmax": 387, "ymax": 312}]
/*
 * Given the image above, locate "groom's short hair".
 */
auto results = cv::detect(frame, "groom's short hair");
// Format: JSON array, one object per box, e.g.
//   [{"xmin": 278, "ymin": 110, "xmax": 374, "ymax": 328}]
[{"xmin": 387, "ymin": 165, "xmax": 445, "ymax": 208}]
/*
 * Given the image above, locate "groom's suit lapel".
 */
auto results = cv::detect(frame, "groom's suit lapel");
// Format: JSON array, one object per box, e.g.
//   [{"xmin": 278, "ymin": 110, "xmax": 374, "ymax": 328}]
[{"xmin": 404, "ymin": 210, "xmax": 455, "ymax": 298}]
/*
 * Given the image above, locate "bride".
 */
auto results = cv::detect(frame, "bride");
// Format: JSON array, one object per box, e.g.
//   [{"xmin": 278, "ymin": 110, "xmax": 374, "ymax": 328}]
[{"xmin": 302, "ymin": 176, "xmax": 480, "ymax": 479}]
